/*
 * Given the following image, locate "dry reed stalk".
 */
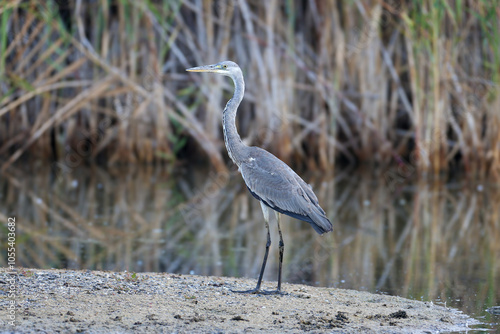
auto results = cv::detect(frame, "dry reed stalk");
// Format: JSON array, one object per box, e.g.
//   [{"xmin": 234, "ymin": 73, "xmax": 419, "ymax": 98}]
[
  {"xmin": 32, "ymin": 97, "xmax": 52, "ymax": 159},
  {"xmin": 0, "ymin": 80, "xmax": 92, "ymax": 118},
  {"xmin": 3, "ymin": 11, "xmax": 36, "ymax": 58},
  {"xmin": 430, "ymin": 4, "xmax": 443, "ymax": 175},
  {"xmin": 1, "ymin": 75, "xmax": 114, "ymax": 171},
  {"xmin": 37, "ymin": 57, "xmax": 88, "ymax": 87},
  {"xmin": 13, "ymin": 20, "xmax": 49, "ymax": 72}
]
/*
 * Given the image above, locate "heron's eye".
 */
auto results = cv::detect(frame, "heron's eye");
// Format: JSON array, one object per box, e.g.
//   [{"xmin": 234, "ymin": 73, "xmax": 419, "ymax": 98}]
[{"xmin": 223, "ymin": 64, "xmax": 228, "ymax": 69}]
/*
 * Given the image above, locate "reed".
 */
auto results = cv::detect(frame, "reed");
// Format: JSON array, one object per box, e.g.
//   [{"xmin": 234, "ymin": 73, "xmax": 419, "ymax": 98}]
[{"xmin": 0, "ymin": 0, "xmax": 498, "ymax": 177}]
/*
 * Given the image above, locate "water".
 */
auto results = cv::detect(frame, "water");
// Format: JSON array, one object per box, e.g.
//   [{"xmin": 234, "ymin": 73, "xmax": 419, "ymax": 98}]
[{"xmin": 1, "ymin": 164, "xmax": 498, "ymax": 331}]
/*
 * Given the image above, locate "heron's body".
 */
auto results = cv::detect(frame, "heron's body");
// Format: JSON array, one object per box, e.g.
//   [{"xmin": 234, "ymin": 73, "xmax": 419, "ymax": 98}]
[
  {"xmin": 240, "ymin": 147, "xmax": 331, "ymax": 234},
  {"xmin": 187, "ymin": 61, "xmax": 332, "ymax": 294}
]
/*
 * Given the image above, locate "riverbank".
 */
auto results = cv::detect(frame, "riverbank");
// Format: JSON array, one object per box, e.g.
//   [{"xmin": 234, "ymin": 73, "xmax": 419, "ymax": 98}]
[{"xmin": 0, "ymin": 269, "xmax": 477, "ymax": 333}]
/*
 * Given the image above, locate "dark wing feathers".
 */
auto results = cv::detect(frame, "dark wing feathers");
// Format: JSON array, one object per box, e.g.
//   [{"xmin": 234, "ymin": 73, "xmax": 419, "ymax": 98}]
[{"xmin": 240, "ymin": 147, "xmax": 333, "ymax": 235}]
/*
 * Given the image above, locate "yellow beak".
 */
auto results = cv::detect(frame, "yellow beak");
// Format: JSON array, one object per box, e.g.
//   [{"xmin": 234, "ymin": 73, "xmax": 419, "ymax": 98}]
[{"xmin": 186, "ymin": 64, "xmax": 226, "ymax": 74}]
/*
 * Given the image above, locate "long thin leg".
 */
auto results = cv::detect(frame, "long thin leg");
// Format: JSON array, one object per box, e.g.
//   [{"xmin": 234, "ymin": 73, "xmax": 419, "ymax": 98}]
[
  {"xmin": 232, "ymin": 202, "xmax": 271, "ymax": 294},
  {"xmin": 275, "ymin": 212, "xmax": 284, "ymax": 292},
  {"xmin": 255, "ymin": 218, "xmax": 271, "ymax": 290},
  {"xmin": 254, "ymin": 212, "xmax": 285, "ymax": 295}
]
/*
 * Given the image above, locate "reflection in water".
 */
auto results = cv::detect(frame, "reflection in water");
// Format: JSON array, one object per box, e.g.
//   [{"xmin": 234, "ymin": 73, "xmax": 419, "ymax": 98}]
[{"xmin": 1, "ymin": 165, "xmax": 499, "ymax": 325}]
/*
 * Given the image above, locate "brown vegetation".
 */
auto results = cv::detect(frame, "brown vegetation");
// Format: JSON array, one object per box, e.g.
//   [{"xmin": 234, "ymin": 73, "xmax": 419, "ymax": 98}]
[{"xmin": 0, "ymin": 0, "xmax": 499, "ymax": 177}]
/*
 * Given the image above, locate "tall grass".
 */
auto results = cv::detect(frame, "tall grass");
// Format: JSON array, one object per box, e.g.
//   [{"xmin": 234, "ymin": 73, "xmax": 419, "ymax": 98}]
[{"xmin": 0, "ymin": 0, "xmax": 498, "ymax": 177}]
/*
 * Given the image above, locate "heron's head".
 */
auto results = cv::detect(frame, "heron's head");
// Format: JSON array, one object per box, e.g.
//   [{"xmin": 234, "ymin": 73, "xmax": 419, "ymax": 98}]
[{"xmin": 186, "ymin": 60, "xmax": 240, "ymax": 78}]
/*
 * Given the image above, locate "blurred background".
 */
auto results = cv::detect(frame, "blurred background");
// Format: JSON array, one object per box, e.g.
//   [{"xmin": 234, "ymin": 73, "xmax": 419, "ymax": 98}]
[{"xmin": 0, "ymin": 0, "xmax": 499, "ymax": 330}]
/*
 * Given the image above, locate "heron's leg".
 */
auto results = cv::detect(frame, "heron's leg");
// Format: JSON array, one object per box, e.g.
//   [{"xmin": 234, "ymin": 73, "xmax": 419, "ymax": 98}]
[
  {"xmin": 276, "ymin": 212, "xmax": 284, "ymax": 292},
  {"xmin": 255, "ymin": 211, "xmax": 287, "ymax": 295},
  {"xmin": 232, "ymin": 202, "xmax": 271, "ymax": 294},
  {"xmin": 254, "ymin": 215, "xmax": 271, "ymax": 290},
  {"xmin": 259, "ymin": 212, "xmax": 286, "ymax": 295}
]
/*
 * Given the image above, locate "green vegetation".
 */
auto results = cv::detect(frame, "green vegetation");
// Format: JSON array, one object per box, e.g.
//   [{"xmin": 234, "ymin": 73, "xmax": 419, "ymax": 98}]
[{"xmin": 0, "ymin": 0, "xmax": 498, "ymax": 177}]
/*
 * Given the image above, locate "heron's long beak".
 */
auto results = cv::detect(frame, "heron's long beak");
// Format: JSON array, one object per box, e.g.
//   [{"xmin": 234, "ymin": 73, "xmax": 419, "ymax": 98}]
[{"xmin": 186, "ymin": 64, "xmax": 224, "ymax": 73}]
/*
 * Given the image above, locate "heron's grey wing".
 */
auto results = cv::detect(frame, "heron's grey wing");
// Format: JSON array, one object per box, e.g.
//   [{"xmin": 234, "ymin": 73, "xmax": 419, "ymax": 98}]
[
  {"xmin": 292, "ymin": 173, "xmax": 320, "ymax": 205},
  {"xmin": 240, "ymin": 149, "xmax": 332, "ymax": 234}
]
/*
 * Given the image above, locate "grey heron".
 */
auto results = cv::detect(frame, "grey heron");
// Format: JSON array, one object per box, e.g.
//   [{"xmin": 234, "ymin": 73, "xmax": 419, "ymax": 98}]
[{"xmin": 187, "ymin": 61, "xmax": 333, "ymax": 294}]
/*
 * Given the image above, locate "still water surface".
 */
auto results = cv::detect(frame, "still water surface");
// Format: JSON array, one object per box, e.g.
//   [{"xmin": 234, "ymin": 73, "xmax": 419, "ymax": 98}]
[{"xmin": 1, "ymin": 165, "xmax": 499, "ymax": 330}]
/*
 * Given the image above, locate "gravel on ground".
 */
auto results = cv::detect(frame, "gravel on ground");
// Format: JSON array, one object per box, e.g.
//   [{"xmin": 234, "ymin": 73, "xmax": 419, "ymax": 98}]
[{"xmin": 0, "ymin": 269, "xmax": 478, "ymax": 333}]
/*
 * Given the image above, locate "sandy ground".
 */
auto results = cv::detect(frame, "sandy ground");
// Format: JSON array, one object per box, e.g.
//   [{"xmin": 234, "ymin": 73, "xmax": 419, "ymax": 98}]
[{"xmin": 0, "ymin": 269, "xmax": 478, "ymax": 333}]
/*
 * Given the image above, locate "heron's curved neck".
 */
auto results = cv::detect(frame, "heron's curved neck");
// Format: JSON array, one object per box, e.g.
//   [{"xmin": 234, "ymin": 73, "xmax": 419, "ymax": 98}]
[{"xmin": 223, "ymin": 72, "xmax": 247, "ymax": 166}]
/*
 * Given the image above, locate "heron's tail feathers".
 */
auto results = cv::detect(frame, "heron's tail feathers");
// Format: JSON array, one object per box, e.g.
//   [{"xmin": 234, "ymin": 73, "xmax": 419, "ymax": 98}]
[{"xmin": 308, "ymin": 206, "xmax": 333, "ymax": 235}]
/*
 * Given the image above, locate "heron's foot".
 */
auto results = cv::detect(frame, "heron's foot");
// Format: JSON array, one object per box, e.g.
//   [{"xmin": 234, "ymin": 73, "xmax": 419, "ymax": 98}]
[
  {"xmin": 231, "ymin": 288, "xmax": 286, "ymax": 295},
  {"xmin": 259, "ymin": 289, "xmax": 286, "ymax": 295},
  {"xmin": 231, "ymin": 287, "xmax": 261, "ymax": 294}
]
